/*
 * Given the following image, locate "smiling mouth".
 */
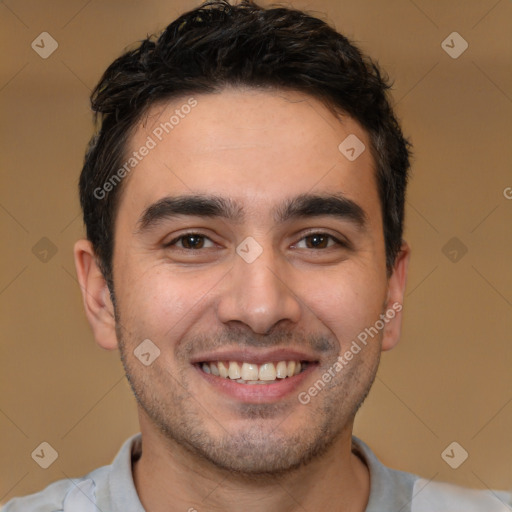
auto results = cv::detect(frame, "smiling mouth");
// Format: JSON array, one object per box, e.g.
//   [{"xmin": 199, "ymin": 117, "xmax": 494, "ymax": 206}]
[{"xmin": 197, "ymin": 360, "xmax": 311, "ymax": 384}]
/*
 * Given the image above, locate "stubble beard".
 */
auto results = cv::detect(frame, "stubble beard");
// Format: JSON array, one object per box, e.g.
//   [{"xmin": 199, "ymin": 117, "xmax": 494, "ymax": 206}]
[{"xmin": 114, "ymin": 304, "xmax": 380, "ymax": 477}]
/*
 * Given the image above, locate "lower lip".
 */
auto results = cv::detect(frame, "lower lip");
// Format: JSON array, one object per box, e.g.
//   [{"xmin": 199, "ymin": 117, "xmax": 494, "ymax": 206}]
[{"xmin": 194, "ymin": 364, "xmax": 317, "ymax": 403}]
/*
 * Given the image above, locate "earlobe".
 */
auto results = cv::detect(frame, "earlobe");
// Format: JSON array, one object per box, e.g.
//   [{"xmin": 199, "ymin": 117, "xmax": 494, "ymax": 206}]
[
  {"xmin": 381, "ymin": 241, "xmax": 411, "ymax": 352},
  {"xmin": 73, "ymin": 239, "xmax": 119, "ymax": 351}
]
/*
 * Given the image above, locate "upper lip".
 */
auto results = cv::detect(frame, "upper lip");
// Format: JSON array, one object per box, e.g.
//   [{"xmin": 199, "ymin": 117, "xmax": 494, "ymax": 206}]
[{"xmin": 190, "ymin": 348, "xmax": 319, "ymax": 365}]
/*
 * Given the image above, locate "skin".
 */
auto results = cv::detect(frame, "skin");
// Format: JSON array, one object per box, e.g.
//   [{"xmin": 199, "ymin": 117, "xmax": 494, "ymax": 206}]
[{"xmin": 74, "ymin": 87, "xmax": 410, "ymax": 512}]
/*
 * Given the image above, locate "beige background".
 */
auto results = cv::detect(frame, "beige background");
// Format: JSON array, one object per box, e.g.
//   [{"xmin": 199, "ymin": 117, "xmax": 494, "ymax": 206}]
[{"xmin": 1, "ymin": 0, "xmax": 511, "ymax": 504}]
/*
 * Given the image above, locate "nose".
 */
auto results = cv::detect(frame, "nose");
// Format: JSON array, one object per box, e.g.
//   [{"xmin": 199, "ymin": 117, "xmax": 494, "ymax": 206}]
[{"xmin": 216, "ymin": 244, "xmax": 302, "ymax": 335}]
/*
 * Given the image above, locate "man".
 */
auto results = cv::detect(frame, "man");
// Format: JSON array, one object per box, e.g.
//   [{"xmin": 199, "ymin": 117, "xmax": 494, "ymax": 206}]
[{"xmin": 4, "ymin": 1, "xmax": 511, "ymax": 510}]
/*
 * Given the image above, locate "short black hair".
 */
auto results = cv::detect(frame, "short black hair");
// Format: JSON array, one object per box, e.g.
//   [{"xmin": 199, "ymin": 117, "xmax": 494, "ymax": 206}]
[{"xmin": 79, "ymin": 0, "xmax": 411, "ymax": 290}]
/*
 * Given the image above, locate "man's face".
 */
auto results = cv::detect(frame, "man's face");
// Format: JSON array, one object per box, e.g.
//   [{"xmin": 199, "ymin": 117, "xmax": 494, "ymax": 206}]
[{"xmin": 102, "ymin": 88, "xmax": 406, "ymax": 473}]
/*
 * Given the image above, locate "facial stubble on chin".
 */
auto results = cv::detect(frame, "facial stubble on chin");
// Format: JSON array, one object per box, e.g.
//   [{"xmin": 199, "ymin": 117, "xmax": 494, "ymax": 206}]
[{"xmin": 112, "ymin": 298, "xmax": 382, "ymax": 477}]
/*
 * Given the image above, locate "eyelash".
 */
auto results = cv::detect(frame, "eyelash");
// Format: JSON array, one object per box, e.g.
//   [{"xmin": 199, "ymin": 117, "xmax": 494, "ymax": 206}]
[{"xmin": 164, "ymin": 231, "xmax": 349, "ymax": 251}]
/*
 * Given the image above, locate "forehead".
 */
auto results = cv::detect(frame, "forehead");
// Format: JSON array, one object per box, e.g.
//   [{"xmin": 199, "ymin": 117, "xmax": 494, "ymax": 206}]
[{"xmin": 116, "ymin": 87, "xmax": 380, "ymax": 228}]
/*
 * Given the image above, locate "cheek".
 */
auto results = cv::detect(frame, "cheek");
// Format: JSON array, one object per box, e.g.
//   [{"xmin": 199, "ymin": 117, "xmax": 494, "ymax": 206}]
[
  {"xmin": 303, "ymin": 264, "xmax": 387, "ymax": 345},
  {"xmin": 116, "ymin": 264, "xmax": 221, "ymax": 342}
]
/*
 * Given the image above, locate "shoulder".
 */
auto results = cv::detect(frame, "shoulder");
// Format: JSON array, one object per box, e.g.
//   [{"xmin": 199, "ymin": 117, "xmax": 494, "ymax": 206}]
[
  {"xmin": 1, "ymin": 434, "xmax": 141, "ymax": 512},
  {"xmin": 352, "ymin": 437, "xmax": 512, "ymax": 512},
  {"xmin": 2, "ymin": 478, "xmax": 72, "ymax": 512},
  {"xmin": 1, "ymin": 467, "xmax": 109, "ymax": 512},
  {"xmin": 411, "ymin": 478, "xmax": 512, "ymax": 512}
]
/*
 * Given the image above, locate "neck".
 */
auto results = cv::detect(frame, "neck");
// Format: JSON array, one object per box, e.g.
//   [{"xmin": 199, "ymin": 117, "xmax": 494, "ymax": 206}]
[{"xmin": 132, "ymin": 417, "xmax": 370, "ymax": 512}]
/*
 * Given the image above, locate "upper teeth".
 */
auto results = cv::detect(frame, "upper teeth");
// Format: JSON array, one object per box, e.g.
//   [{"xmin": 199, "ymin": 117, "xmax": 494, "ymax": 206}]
[{"xmin": 201, "ymin": 360, "xmax": 303, "ymax": 382}]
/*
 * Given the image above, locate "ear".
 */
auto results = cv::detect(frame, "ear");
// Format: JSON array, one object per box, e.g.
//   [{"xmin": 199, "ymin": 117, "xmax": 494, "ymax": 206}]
[
  {"xmin": 73, "ymin": 239, "xmax": 118, "ymax": 350},
  {"xmin": 381, "ymin": 241, "xmax": 411, "ymax": 351}
]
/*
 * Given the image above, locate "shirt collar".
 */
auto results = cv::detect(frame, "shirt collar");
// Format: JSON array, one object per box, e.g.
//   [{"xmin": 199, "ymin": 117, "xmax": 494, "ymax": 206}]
[
  {"xmin": 352, "ymin": 436, "xmax": 416, "ymax": 512},
  {"xmin": 107, "ymin": 433, "xmax": 416, "ymax": 512},
  {"xmin": 109, "ymin": 433, "xmax": 145, "ymax": 512}
]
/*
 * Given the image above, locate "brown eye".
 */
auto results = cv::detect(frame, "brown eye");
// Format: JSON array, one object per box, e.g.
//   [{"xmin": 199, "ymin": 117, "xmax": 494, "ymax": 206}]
[
  {"xmin": 181, "ymin": 234, "xmax": 205, "ymax": 249},
  {"xmin": 305, "ymin": 234, "xmax": 330, "ymax": 248},
  {"xmin": 165, "ymin": 233, "xmax": 215, "ymax": 250},
  {"xmin": 295, "ymin": 233, "xmax": 345, "ymax": 250}
]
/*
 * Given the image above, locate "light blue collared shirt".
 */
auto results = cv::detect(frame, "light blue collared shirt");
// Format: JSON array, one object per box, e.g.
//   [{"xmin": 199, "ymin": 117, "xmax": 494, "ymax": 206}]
[{"xmin": 3, "ymin": 434, "xmax": 511, "ymax": 511}]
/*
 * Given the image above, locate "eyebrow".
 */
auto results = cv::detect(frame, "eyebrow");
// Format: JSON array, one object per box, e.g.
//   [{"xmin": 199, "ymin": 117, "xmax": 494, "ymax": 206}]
[
  {"xmin": 134, "ymin": 192, "xmax": 367, "ymax": 234},
  {"xmin": 276, "ymin": 193, "xmax": 367, "ymax": 229}
]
